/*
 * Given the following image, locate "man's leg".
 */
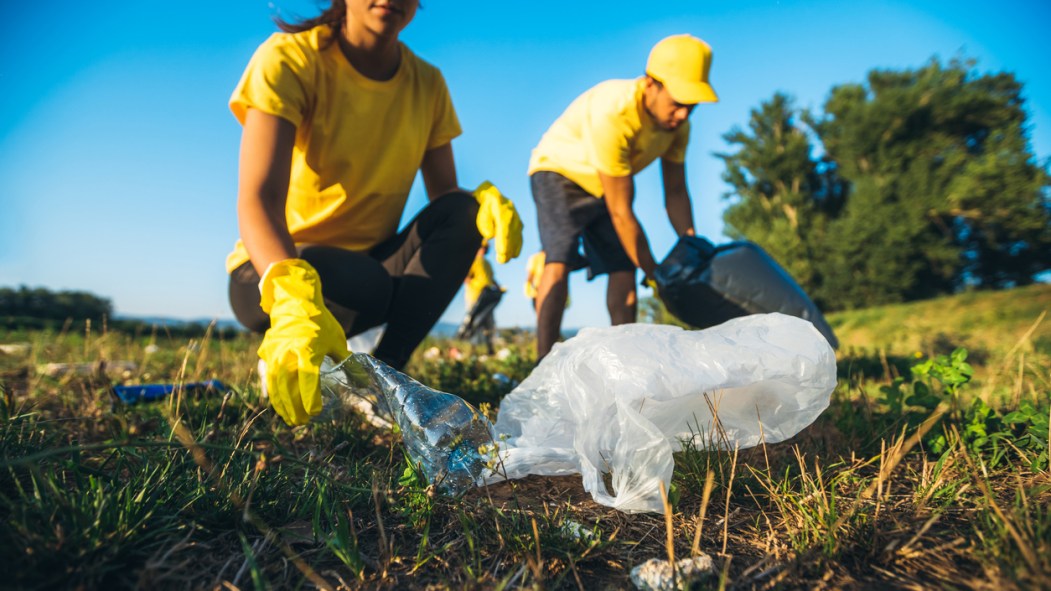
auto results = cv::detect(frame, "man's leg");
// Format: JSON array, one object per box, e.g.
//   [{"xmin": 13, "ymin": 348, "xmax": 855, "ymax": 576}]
[
  {"xmin": 606, "ymin": 270, "xmax": 637, "ymax": 325},
  {"xmin": 536, "ymin": 262, "xmax": 570, "ymax": 359},
  {"xmin": 530, "ymin": 171, "xmax": 599, "ymax": 360}
]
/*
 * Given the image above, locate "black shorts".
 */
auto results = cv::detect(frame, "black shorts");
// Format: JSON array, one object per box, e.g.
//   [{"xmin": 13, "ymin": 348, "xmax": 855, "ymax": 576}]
[{"xmin": 530, "ymin": 171, "xmax": 635, "ymax": 279}]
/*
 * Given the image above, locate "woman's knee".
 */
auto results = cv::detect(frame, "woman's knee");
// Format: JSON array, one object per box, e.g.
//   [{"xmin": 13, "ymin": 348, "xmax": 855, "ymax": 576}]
[
  {"xmin": 432, "ymin": 191, "xmax": 482, "ymax": 241},
  {"xmin": 228, "ymin": 263, "xmax": 270, "ymax": 333},
  {"xmin": 299, "ymin": 246, "xmax": 393, "ymax": 321}
]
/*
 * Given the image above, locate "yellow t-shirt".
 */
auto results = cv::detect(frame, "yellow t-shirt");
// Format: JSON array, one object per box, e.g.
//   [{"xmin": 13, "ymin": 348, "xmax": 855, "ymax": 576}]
[
  {"xmin": 522, "ymin": 251, "xmax": 569, "ymax": 308},
  {"xmin": 527, "ymin": 78, "xmax": 689, "ymax": 197},
  {"xmin": 524, "ymin": 252, "xmax": 545, "ymax": 299},
  {"xmin": 226, "ymin": 27, "xmax": 462, "ymax": 272},
  {"xmin": 465, "ymin": 253, "xmax": 496, "ymax": 306}
]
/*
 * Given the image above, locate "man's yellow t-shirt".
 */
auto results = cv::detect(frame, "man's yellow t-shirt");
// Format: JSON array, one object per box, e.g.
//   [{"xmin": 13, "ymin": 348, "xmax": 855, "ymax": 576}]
[
  {"xmin": 465, "ymin": 253, "xmax": 496, "ymax": 307},
  {"xmin": 226, "ymin": 27, "xmax": 462, "ymax": 272},
  {"xmin": 527, "ymin": 78, "xmax": 689, "ymax": 198}
]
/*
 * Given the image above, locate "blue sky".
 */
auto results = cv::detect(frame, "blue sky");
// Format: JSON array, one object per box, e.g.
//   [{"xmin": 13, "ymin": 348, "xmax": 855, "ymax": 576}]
[{"xmin": 1, "ymin": 0, "xmax": 1048, "ymax": 331}]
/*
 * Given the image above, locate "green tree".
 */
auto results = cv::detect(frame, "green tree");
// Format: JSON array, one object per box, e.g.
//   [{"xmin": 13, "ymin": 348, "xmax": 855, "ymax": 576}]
[
  {"xmin": 719, "ymin": 58, "xmax": 1051, "ymax": 310},
  {"xmin": 814, "ymin": 57, "xmax": 1051, "ymax": 306},
  {"xmin": 717, "ymin": 93, "xmax": 846, "ymax": 308},
  {"xmin": 0, "ymin": 285, "xmax": 113, "ymax": 323}
]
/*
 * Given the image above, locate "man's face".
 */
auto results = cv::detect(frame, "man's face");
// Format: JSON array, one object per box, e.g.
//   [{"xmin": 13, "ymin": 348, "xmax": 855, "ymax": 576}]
[{"xmin": 643, "ymin": 78, "xmax": 695, "ymax": 131}]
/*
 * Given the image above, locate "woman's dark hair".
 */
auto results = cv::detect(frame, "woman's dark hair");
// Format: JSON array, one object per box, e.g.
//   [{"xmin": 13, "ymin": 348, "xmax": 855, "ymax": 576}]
[
  {"xmin": 273, "ymin": 0, "xmax": 422, "ymax": 35},
  {"xmin": 274, "ymin": 0, "xmax": 345, "ymax": 34}
]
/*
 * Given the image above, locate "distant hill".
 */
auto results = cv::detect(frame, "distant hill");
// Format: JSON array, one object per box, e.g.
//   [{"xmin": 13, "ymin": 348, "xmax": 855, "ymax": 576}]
[
  {"xmin": 116, "ymin": 316, "xmax": 245, "ymax": 332},
  {"xmin": 430, "ymin": 321, "xmax": 460, "ymax": 338}
]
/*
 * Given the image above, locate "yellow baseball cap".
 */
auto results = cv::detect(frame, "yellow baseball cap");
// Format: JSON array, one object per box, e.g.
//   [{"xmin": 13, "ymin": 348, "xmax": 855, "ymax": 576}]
[{"xmin": 646, "ymin": 34, "xmax": 718, "ymax": 105}]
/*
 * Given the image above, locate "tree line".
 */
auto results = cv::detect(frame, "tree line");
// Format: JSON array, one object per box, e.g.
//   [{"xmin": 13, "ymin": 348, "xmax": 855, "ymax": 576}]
[
  {"xmin": 717, "ymin": 57, "xmax": 1051, "ymax": 312},
  {"xmin": 0, "ymin": 285, "xmax": 242, "ymax": 339},
  {"xmin": 0, "ymin": 286, "xmax": 112, "ymax": 325}
]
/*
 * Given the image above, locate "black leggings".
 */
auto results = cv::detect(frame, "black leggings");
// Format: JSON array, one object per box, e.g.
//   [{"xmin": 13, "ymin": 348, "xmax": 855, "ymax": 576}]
[{"xmin": 229, "ymin": 191, "xmax": 481, "ymax": 370}]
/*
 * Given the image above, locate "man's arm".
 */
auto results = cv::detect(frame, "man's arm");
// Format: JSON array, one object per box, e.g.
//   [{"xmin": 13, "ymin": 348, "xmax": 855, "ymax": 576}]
[
  {"xmin": 420, "ymin": 142, "xmax": 460, "ymax": 200},
  {"xmin": 599, "ymin": 172, "xmax": 658, "ymax": 278},
  {"xmin": 661, "ymin": 159, "xmax": 696, "ymax": 238}
]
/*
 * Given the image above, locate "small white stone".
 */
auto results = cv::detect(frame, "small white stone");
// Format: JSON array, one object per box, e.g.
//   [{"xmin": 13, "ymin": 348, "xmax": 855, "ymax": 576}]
[{"xmin": 630, "ymin": 554, "xmax": 715, "ymax": 591}]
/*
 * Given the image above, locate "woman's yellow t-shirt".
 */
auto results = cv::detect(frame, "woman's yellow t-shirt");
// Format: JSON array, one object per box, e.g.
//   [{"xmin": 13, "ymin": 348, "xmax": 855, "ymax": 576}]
[{"xmin": 226, "ymin": 27, "xmax": 462, "ymax": 272}]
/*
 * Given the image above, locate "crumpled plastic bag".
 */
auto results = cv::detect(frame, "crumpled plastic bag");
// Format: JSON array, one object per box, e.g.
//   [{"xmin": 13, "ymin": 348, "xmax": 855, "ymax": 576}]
[{"xmin": 487, "ymin": 313, "xmax": 837, "ymax": 513}]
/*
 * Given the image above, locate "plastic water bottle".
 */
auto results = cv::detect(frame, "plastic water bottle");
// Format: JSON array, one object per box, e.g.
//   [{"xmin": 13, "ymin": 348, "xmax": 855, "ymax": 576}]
[{"xmin": 320, "ymin": 353, "xmax": 496, "ymax": 495}]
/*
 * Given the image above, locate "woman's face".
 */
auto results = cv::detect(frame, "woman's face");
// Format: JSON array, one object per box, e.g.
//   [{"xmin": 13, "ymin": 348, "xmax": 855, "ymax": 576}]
[{"xmin": 345, "ymin": 0, "xmax": 418, "ymax": 40}]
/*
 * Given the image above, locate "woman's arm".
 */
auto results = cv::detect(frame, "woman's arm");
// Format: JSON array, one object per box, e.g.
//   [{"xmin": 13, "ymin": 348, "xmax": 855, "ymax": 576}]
[
  {"xmin": 237, "ymin": 108, "xmax": 299, "ymax": 275},
  {"xmin": 419, "ymin": 142, "xmax": 460, "ymax": 200}
]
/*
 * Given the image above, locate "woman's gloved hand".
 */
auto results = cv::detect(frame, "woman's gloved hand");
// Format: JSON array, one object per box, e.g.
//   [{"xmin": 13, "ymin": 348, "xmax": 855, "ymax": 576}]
[
  {"xmin": 257, "ymin": 259, "xmax": 349, "ymax": 426},
  {"xmin": 473, "ymin": 181, "xmax": 523, "ymax": 264}
]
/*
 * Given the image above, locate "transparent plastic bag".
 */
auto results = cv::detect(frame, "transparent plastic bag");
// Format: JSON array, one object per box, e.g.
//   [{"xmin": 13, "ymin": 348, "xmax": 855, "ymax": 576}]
[{"xmin": 488, "ymin": 313, "xmax": 837, "ymax": 513}]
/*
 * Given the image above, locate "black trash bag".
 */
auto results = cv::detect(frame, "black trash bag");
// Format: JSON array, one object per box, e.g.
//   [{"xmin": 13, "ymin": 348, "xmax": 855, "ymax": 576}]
[
  {"xmin": 653, "ymin": 236, "xmax": 838, "ymax": 348},
  {"xmin": 456, "ymin": 285, "xmax": 504, "ymax": 340}
]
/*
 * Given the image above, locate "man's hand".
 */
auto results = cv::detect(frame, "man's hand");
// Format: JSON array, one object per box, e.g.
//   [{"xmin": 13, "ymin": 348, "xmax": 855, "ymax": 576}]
[
  {"xmin": 642, "ymin": 276, "xmax": 662, "ymax": 301},
  {"xmin": 473, "ymin": 181, "xmax": 523, "ymax": 264},
  {"xmin": 257, "ymin": 259, "xmax": 349, "ymax": 426}
]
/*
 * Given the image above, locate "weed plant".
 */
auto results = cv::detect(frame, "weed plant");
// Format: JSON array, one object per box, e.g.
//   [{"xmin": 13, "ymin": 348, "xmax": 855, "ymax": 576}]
[{"xmin": 1, "ymin": 290, "xmax": 1049, "ymax": 590}]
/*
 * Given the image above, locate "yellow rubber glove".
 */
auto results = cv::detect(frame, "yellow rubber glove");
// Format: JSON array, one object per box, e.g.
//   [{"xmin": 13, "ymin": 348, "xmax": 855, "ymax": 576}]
[
  {"xmin": 473, "ymin": 181, "xmax": 523, "ymax": 264},
  {"xmin": 643, "ymin": 277, "xmax": 661, "ymax": 301},
  {"xmin": 257, "ymin": 259, "xmax": 349, "ymax": 426}
]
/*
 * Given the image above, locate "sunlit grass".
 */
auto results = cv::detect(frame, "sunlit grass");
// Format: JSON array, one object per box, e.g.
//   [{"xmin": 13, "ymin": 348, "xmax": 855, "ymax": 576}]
[{"xmin": 1, "ymin": 287, "xmax": 1049, "ymax": 589}]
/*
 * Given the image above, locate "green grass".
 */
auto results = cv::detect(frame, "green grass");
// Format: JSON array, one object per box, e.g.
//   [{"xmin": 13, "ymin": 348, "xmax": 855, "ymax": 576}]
[
  {"xmin": 829, "ymin": 283, "xmax": 1051, "ymax": 357},
  {"xmin": 1, "ymin": 286, "xmax": 1049, "ymax": 589}
]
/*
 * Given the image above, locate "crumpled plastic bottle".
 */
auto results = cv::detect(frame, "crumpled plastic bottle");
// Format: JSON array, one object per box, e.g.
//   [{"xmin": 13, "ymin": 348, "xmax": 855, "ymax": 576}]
[{"xmin": 320, "ymin": 353, "xmax": 496, "ymax": 495}]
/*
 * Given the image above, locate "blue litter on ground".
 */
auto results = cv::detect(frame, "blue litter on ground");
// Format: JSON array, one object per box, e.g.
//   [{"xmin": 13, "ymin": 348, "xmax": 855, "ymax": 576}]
[{"xmin": 112, "ymin": 380, "xmax": 230, "ymax": 404}]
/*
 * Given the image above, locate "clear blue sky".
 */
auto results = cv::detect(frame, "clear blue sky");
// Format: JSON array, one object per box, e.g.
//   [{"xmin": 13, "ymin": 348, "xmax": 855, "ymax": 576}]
[{"xmin": 1, "ymin": 0, "xmax": 1048, "ymax": 330}]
